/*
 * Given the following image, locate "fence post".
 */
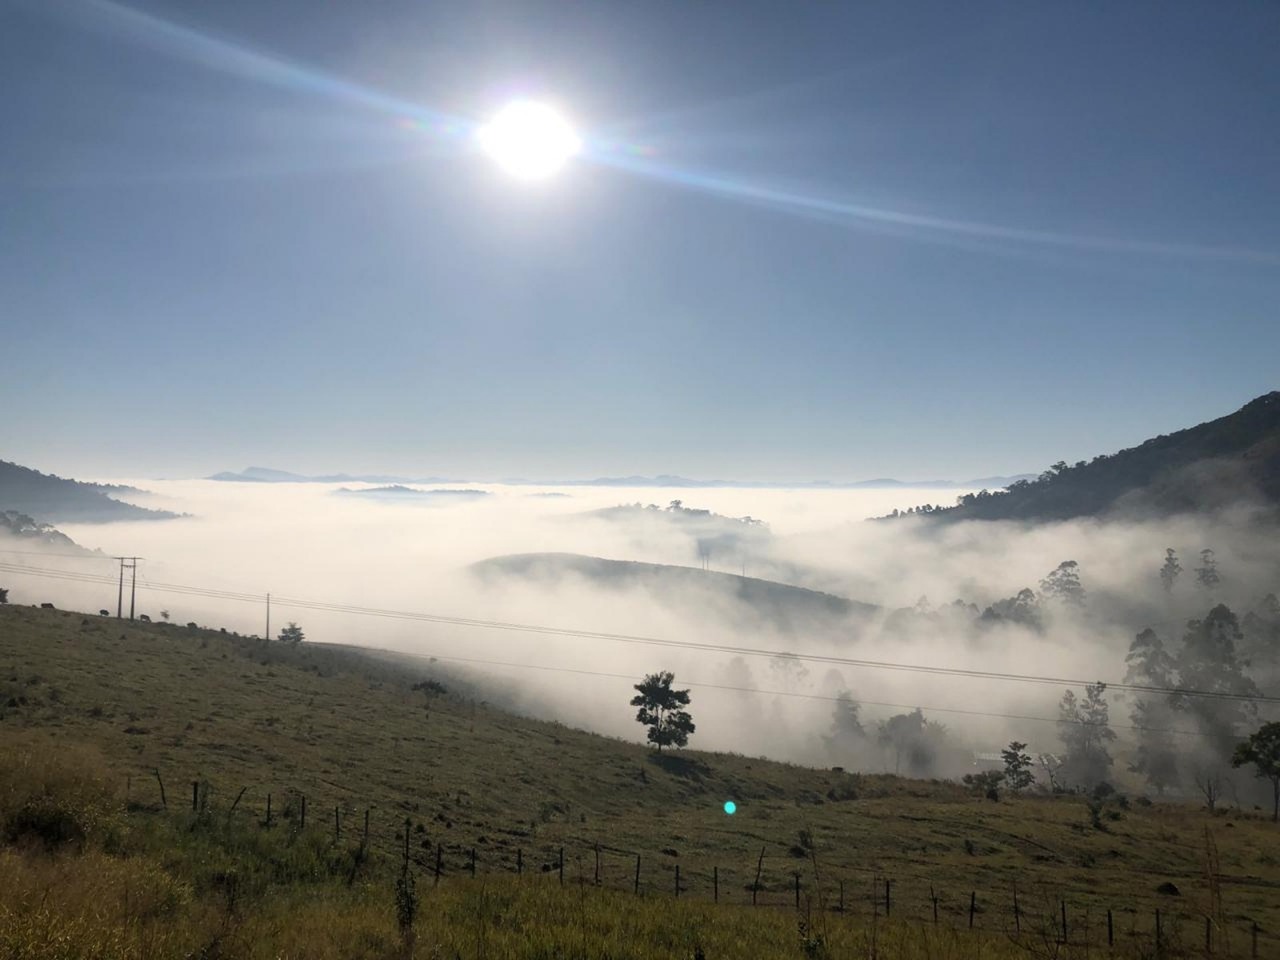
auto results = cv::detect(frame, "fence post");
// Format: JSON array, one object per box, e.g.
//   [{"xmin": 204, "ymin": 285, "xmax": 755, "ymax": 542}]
[
  {"xmin": 838, "ymin": 879, "xmax": 844, "ymax": 914},
  {"xmin": 265, "ymin": 792, "xmax": 272, "ymax": 826},
  {"xmin": 470, "ymin": 847, "xmax": 476, "ymax": 878},
  {"xmin": 300, "ymin": 794, "xmax": 306, "ymax": 830},
  {"xmin": 154, "ymin": 768, "xmax": 167, "ymax": 809},
  {"xmin": 1107, "ymin": 909, "xmax": 1113, "ymax": 946},
  {"xmin": 675, "ymin": 864, "xmax": 681, "ymax": 898},
  {"xmin": 559, "ymin": 847, "xmax": 564, "ymax": 886},
  {"xmin": 885, "ymin": 879, "xmax": 892, "ymax": 917},
  {"xmin": 363, "ymin": 808, "xmax": 370, "ymax": 849},
  {"xmin": 794, "ymin": 873, "xmax": 800, "ymax": 910},
  {"xmin": 931, "ymin": 886, "xmax": 939, "ymax": 925},
  {"xmin": 634, "ymin": 854, "xmax": 641, "ymax": 895},
  {"xmin": 517, "ymin": 848, "xmax": 523, "ymax": 876},
  {"xmin": 1061, "ymin": 900, "xmax": 1068, "ymax": 945},
  {"xmin": 402, "ymin": 818, "xmax": 410, "ymax": 872},
  {"xmin": 228, "ymin": 786, "xmax": 247, "ymax": 817},
  {"xmin": 191, "ymin": 780, "xmax": 199, "ymax": 812},
  {"xmin": 594, "ymin": 843, "xmax": 600, "ymax": 886},
  {"xmin": 1013, "ymin": 882, "xmax": 1020, "ymax": 935},
  {"xmin": 969, "ymin": 891, "xmax": 976, "ymax": 929},
  {"xmin": 334, "ymin": 806, "xmax": 340, "ymax": 843},
  {"xmin": 753, "ymin": 847, "xmax": 764, "ymax": 907},
  {"xmin": 434, "ymin": 843, "xmax": 442, "ymax": 886}
]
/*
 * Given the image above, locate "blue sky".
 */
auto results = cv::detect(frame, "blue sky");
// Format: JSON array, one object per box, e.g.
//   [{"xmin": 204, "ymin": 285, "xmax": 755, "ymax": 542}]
[{"xmin": 2, "ymin": 0, "xmax": 1277, "ymax": 481}]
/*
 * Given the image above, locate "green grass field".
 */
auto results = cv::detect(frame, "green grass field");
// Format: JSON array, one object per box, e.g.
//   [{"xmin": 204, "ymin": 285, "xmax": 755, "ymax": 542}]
[{"xmin": 1, "ymin": 603, "xmax": 1277, "ymax": 958}]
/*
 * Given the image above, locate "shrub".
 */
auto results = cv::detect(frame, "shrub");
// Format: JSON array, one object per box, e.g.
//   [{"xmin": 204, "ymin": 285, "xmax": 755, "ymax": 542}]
[{"xmin": 0, "ymin": 735, "xmax": 118, "ymax": 850}]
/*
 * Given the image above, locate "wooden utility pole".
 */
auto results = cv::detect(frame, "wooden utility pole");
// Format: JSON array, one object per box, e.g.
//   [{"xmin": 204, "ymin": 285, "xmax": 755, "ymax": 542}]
[{"xmin": 114, "ymin": 557, "xmax": 141, "ymax": 619}]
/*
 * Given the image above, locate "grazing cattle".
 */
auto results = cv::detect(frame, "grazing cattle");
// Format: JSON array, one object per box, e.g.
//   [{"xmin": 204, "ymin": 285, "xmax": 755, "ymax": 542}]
[
  {"xmin": 99, "ymin": 609, "xmax": 110, "ymax": 617},
  {"xmin": 40, "ymin": 602, "xmax": 55, "ymax": 609},
  {"xmin": 139, "ymin": 614, "xmax": 151, "ymax": 622}
]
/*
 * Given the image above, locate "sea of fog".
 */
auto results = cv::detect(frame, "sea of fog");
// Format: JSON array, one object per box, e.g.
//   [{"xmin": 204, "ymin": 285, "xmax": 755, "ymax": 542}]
[{"xmin": 8, "ymin": 479, "xmax": 1277, "ymax": 773}]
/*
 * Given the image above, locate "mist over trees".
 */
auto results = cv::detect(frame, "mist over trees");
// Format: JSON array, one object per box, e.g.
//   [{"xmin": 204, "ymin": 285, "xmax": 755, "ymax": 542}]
[
  {"xmin": 1040, "ymin": 560, "xmax": 1086, "ymax": 608},
  {"xmin": 1159, "ymin": 548, "xmax": 1181, "ymax": 594},
  {"xmin": 1057, "ymin": 683, "xmax": 1116, "ymax": 790}
]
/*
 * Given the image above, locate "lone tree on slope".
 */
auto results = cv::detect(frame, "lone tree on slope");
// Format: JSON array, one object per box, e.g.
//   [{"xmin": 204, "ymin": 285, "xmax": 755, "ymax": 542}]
[
  {"xmin": 278, "ymin": 622, "xmax": 305, "ymax": 644},
  {"xmin": 631, "ymin": 671, "xmax": 695, "ymax": 752},
  {"xmin": 1232, "ymin": 721, "xmax": 1280, "ymax": 823}
]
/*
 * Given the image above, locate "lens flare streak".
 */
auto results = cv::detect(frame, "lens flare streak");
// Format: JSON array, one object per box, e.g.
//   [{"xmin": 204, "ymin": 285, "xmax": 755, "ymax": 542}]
[{"xmin": 62, "ymin": 0, "xmax": 1280, "ymax": 266}]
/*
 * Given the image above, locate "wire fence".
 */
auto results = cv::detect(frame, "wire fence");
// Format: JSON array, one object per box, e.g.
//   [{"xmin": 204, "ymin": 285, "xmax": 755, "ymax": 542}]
[{"xmin": 141, "ymin": 771, "xmax": 1274, "ymax": 960}]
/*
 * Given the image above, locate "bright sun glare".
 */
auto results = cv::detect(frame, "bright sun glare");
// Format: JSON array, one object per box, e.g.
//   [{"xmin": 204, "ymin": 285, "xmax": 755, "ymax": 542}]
[{"xmin": 477, "ymin": 100, "xmax": 581, "ymax": 180}]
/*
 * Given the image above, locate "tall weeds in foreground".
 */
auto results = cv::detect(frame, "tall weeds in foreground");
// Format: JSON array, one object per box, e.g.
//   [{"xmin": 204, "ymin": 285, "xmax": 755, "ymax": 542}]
[
  {"xmin": 0, "ymin": 733, "xmax": 118, "ymax": 851},
  {"xmin": 0, "ymin": 733, "xmax": 1256, "ymax": 958}
]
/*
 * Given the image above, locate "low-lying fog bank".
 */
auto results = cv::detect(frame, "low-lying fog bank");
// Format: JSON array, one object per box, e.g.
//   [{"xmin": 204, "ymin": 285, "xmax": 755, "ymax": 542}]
[{"xmin": 3, "ymin": 479, "xmax": 1277, "ymax": 806}]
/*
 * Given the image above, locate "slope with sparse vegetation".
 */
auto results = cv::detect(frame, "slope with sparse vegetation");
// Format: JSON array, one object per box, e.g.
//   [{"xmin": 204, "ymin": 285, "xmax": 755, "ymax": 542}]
[{"xmin": 1, "ymin": 604, "xmax": 1277, "ymax": 958}]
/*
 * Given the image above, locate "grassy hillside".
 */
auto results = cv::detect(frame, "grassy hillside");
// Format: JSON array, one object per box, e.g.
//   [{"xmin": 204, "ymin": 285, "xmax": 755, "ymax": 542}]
[
  {"xmin": 898, "ymin": 392, "xmax": 1280, "ymax": 523},
  {"xmin": 1, "ymin": 604, "xmax": 1277, "ymax": 958}
]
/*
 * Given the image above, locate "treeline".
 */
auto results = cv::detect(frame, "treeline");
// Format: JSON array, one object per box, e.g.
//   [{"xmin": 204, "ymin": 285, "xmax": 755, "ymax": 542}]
[{"xmin": 816, "ymin": 544, "xmax": 1280, "ymax": 810}]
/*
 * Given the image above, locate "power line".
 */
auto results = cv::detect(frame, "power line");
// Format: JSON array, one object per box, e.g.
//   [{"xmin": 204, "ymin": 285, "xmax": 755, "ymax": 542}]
[
  {"xmin": 382, "ymin": 648, "xmax": 1222, "ymax": 738},
  {"xmin": 2, "ymin": 559, "xmax": 1276, "ymax": 707},
  {"xmin": 0, "ymin": 549, "xmax": 115, "ymax": 560}
]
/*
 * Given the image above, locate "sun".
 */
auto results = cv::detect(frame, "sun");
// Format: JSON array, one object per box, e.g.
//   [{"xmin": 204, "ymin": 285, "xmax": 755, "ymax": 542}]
[{"xmin": 477, "ymin": 100, "xmax": 581, "ymax": 180}]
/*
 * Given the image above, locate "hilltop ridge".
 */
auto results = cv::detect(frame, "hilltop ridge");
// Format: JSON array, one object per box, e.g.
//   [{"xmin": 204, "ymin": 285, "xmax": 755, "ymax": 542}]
[
  {"xmin": 893, "ymin": 392, "xmax": 1280, "ymax": 523},
  {"xmin": 0, "ymin": 460, "xmax": 180, "ymax": 524}
]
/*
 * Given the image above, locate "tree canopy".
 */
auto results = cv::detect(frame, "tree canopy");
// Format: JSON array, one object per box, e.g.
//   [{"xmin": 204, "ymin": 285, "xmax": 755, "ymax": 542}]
[
  {"xmin": 630, "ymin": 671, "xmax": 695, "ymax": 752},
  {"xmin": 1232, "ymin": 721, "xmax": 1280, "ymax": 822},
  {"xmin": 278, "ymin": 622, "xmax": 305, "ymax": 644},
  {"xmin": 1058, "ymin": 682, "xmax": 1116, "ymax": 790}
]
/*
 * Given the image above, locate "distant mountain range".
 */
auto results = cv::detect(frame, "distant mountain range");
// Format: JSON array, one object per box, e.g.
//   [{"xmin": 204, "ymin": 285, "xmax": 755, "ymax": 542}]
[
  {"xmin": 210, "ymin": 466, "xmax": 1034, "ymax": 490},
  {"xmin": 0, "ymin": 460, "xmax": 180, "ymax": 524},
  {"xmin": 209, "ymin": 466, "xmax": 452, "ymax": 484},
  {"xmin": 895, "ymin": 391, "xmax": 1280, "ymax": 523},
  {"xmin": 333, "ymin": 485, "xmax": 490, "ymax": 502}
]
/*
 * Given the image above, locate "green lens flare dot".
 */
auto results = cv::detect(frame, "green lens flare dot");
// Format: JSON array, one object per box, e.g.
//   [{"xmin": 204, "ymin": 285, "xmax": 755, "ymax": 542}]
[{"xmin": 723, "ymin": 801, "xmax": 737, "ymax": 815}]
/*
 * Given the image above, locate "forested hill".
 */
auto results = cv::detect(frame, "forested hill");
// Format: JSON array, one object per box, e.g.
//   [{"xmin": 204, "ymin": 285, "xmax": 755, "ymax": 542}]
[
  {"xmin": 895, "ymin": 392, "xmax": 1280, "ymax": 523},
  {"xmin": 0, "ymin": 510, "xmax": 97, "ymax": 552},
  {"xmin": 0, "ymin": 460, "xmax": 179, "ymax": 523}
]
